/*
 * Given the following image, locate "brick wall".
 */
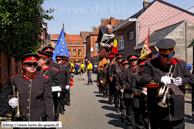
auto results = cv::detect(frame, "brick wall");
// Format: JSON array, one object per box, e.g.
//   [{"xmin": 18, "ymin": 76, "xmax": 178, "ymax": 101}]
[{"xmin": 0, "ymin": 53, "xmax": 22, "ymax": 90}]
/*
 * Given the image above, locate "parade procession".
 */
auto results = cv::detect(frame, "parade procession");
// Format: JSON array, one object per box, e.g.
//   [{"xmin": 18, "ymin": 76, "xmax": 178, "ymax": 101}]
[{"xmin": 1, "ymin": 0, "xmax": 194, "ymax": 129}]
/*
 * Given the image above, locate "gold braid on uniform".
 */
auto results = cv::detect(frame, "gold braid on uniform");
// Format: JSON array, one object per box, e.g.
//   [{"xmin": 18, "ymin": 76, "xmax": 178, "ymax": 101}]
[{"xmin": 146, "ymin": 80, "xmax": 159, "ymax": 88}]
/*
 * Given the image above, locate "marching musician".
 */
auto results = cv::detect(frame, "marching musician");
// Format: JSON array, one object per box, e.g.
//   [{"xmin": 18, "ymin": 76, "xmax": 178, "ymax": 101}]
[
  {"xmin": 140, "ymin": 39, "xmax": 194, "ymax": 129},
  {"xmin": 97, "ymin": 65, "xmax": 105, "ymax": 94},
  {"xmin": 62, "ymin": 55, "xmax": 72, "ymax": 106},
  {"xmin": 120, "ymin": 56, "xmax": 135, "ymax": 129},
  {"xmin": 42, "ymin": 46, "xmax": 59, "ymax": 70},
  {"xmin": 56, "ymin": 56, "xmax": 70, "ymax": 115},
  {"xmin": 130, "ymin": 59, "xmax": 149, "ymax": 129},
  {"xmin": 102, "ymin": 63, "xmax": 109, "ymax": 98},
  {"xmin": 114, "ymin": 54, "xmax": 124, "ymax": 113},
  {"xmin": 128, "ymin": 53, "xmax": 140, "ymax": 74},
  {"xmin": 37, "ymin": 51, "xmax": 61, "ymax": 121},
  {"xmin": 107, "ymin": 55, "xmax": 115, "ymax": 105},
  {"xmin": 115, "ymin": 59, "xmax": 129, "ymax": 122},
  {"xmin": 7, "ymin": 53, "xmax": 54, "ymax": 123}
]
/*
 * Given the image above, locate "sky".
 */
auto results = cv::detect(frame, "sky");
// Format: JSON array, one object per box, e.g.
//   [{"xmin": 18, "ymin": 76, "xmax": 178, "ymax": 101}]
[{"xmin": 42, "ymin": 0, "xmax": 194, "ymax": 34}]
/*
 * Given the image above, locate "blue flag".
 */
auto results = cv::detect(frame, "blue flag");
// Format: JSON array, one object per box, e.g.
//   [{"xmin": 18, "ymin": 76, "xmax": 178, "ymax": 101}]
[{"xmin": 52, "ymin": 28, "xmax": 69, "ymax": 61}]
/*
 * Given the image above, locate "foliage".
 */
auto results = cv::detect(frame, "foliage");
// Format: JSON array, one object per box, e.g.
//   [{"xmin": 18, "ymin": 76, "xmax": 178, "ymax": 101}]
[
  {"xmin": 91, "ymin": 26, "xmax": 97, "ymax": 31},
  {"xmin": 0, "ymin": 0, "xmax": 54, "ymax": 61},
  {"xmin": 100, "ymin": 18, "xmax": 105, "ymax": 23}
]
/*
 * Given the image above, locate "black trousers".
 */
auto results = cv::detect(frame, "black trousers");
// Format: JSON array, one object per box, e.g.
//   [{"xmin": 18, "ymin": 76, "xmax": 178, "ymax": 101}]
[
  {"xmin": 133, "ymin": 107, "xmax": 149, "ymax": 129},
  {"xmin": 108, "ymin": 83, "xmax": 115, "ymax": 103},
  {"xmin": 59, "ymin": 89, "xmax": 66, "ymax": 112},
  {"xmin": 125, "ymin": 98, "xmax": 135, "ymax": 129},
  {"xmin": 65, "ymin": 88, "xmax": 70, "ymax": 105},
  {"xmin": 53, "ymin": 92, "xmax": 60, "ymax": 121},
  {"xmin": 120, "ymin": 98, "xmax": 126, "ymax": 119},
  {"xmin": 150, "ymin": 118, "xmax": 185, "ymax": 129},
  {"xmin": 103, "ymin": 83, "xmax": 109, "ymax": 97},
  {"xmin": 114, "ymin": 90, "xmax": 120, "ymax": 109}
]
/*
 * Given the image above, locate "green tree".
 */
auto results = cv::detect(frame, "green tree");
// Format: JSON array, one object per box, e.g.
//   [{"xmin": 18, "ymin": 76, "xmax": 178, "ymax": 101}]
[
  {"xmin": 100, "ymin": 18, "xmax": 105, "ymax": 23},
  {"xmin": 0, "ymin": 0, "xmax": 54, "ymax": 61},
  {"xmin": 91, "ymin": 26, "xmax": 97, "ymax": 31}
]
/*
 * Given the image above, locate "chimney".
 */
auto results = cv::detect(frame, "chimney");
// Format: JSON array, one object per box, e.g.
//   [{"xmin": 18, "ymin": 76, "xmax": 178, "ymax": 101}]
[
  {"xmin": 143, "ymin": 0, "xmax": 150, "ymax": 8},
  {"xmin": 110, "ymin": 17, "xmax": 114, "ymax": 26}
]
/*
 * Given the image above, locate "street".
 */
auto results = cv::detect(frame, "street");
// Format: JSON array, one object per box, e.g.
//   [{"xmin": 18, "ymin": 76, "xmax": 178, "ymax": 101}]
[{"xmin": 0, "ymin": 73, "xmax": 194, "ymax": 129}]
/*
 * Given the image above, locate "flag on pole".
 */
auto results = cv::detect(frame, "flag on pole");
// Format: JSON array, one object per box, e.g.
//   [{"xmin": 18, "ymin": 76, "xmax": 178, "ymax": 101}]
[
  {"xmin": 111, "ymin": 39, "xmax": 118, "ymax": 54},
  {"xmin": 139, "ymin": 30, "xmax": 151, "ymax": 59},
  {"xmin": 52, "ymin": 28, "xmax": 69, "ymax": 61}
]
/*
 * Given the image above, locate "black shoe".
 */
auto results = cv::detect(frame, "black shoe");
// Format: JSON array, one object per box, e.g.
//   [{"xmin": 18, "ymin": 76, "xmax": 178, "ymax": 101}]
[
  {"xmin": 67, "ymin": 103, "xmax": 70, "ymax": 106},
  {"xmin": 91, "ymin": 82, "xmax": 93, "ymax": 85},
  {"xmin": 116, "ymin": 108, "xmax": 120, "ymax": 113},
  {"xmin": 61, "ymin": 110, "xmax": 64, "ymax": 115},
  {"xmin": 120, "ymin": 117, "xmax": 125, "ymax": 122},
  {"xmin": 108, "ymin": 102, "xmax": 113, "ymax": 105}
]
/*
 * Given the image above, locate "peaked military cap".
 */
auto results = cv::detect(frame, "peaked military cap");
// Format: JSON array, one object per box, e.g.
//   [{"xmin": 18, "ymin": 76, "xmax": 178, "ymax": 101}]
[
  {"xmin": 42, "ymin": 47, "xmax": 54, "ymax": 53},
  {"xmin": 21, "ymin": 53, "xmax": 39, "ymax": 63},
  {"xmin": 38, "ymin": 51, "xmax": 51, "ymax": 59},
  {"xmin": 156, "ymin": 38, "xmax": 176, "ymax": 58},
  {"xmin": 137, "ymin": 58, "xmax": 147, "ymax": 66},
  {"xmin": 122, "ymin": 59, "xmax": 129, "ymax": 65},
  {"xmin": 128, "ymin": 53, "xmax": 139, "ymax": 60},
  {"xmin": 116, "ymin": 54, "xmax": 124, "ymax": 58}
]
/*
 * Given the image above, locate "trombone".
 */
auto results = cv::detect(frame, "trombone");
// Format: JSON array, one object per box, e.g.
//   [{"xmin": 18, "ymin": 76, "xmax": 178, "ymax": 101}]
[
  {"xmin": 13, "ymin": 86, "xmax": 22, "ymax": 118},
  {"xmin": 158, "ymin": 65, "xmax": 173, "ymax": 108}
]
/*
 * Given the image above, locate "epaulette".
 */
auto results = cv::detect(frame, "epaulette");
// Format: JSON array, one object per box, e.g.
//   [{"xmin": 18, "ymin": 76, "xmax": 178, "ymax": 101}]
[
  {"xmin": 10, "ymin": 74, "xmax": 18, "ymax": 78},
  {"xmin": 176, "ymin": 58, "xmax": 186, "ymax": 62},
  {"xmin": 52, "ymin": 67, "xmax": 59, "ymax": 71},
  {"xmin": 146, "ymin": 58, "xmax": 154, "ymax": 62},
  {"xmin": 42, "ymin": 75, "xmax": 49, "ymax": 79}
]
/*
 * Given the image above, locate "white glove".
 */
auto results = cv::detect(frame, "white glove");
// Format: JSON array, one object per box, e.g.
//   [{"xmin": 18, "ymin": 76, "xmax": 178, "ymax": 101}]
[
  {"xmin": 161, "ymin": 76, "xmax": 173, "ymax": 85},
  {"xmin": 100, "ymin": 80, "xmax": 103, "ymax": 84},
  {"xmin": 174, "ymin": 77, "xmax": 182, "ymax": 86},
  {"xmin": 66, "ymin": 85, "xmax": 70, "ymax": 90},
  {"xmin": 8, "ymin": 98, "xmax": 18, "ymax": 108}
]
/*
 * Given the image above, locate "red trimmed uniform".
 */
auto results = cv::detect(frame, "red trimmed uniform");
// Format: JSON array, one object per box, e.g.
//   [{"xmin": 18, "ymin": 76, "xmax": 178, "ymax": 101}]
[
  {"xmin": 7, "ymin": 74, "xmax": 54, "ymax": 124},
  {"xmin": 140, "ymin": 57, "xmax": 194, "ymax": 129}
]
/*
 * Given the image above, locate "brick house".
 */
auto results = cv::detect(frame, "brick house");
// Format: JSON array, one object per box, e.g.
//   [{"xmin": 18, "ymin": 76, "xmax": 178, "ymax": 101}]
[
  {"xmin": 87, "ymin": 17, "xmax": 124, "ymax": 64},
  {"xmin": 135, "ymin": 20, "xmax": 194, "ymax": 65},
  {"xmin": 51, "ymin": 30, "xmax": 84, "ymax": 62},
  {"xmin": 113, "ymin": 0, "xmax": 194, "ymax": 62},
  {"xmin": 80, "ymin": 31, "xmax": 93, "ymax": 58}
]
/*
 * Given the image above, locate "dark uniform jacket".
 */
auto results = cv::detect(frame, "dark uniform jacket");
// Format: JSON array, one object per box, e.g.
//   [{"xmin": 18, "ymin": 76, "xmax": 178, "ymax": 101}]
[
  {"xmin": 115, "ymin": 63, "xmax": 123, "ymax": 72},
  {"xmin": 115, "ymin": 69, "xmax": 125, "ymax": 97},
  {"xmin": 107, "ymin": 63, "xmax": 115, "ymax": 84},
  {"xmin": 60, "ymin": 64, "xmax": 70, "ymax": 89},
  {"xmin": 97, "ymin": 69, "xmax": 107, "ymax": 87},
  {"xmin": 131, "ymin": 73, "xmax": 147, "ymax": 109},
  {"xmin": 38, "ymin": 66, "xmax": 61, "ymax": 86},
  {"xmin": 140, "ymin": 57, "xmax": 194, "ymax": 121},
  {"xmin": 129, "ymin": 66, "xmax": 140, "ymax": 74},
  {"xmin": 63, "ymin": 62, "xmax": 71, "ymax": 72},
  {"xmin": 49, "ymin": 61, "xmax": 60, "ymax": 70},
  {"xmin": 7, "ymin": 74, "xmax": 54, "ymax": 121},
  {"xmin": 121, "ymin": 68, "xmax": 133, "ymax": 98}
]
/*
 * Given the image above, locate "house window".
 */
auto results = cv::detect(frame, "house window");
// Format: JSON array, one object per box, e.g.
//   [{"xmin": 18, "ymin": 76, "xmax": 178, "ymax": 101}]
[
  {"xmin": 128, "ymin": 30, "xmax": 134, "ymax": 40},
  {"xmin": 68, "ymin": 49, "xmax": 71, "ymax": 56},
  {"xmin": 54, "ymin": 41, "xmax": 57, "ymax": 47},
  {"xmin": 73, "ymin": 49, "xmax": 76, "ymax": 56},
  {"xmin": 77, "ymin": 42, "xmax": 79, "ymax": 44},
  {"xmin": 78, "ymin": 49, "xmax": 81, "ymax": 56},
  {"xmin": 70, "ymin": 42, "xmax": 72, "ymax": 44},
  {"xmin": 95, "ymin": 43, "xmax": 98, "ymax": 51},
  {"xmin": 117, "ymin": 35, "xmax": 124, "ymax": 50}
]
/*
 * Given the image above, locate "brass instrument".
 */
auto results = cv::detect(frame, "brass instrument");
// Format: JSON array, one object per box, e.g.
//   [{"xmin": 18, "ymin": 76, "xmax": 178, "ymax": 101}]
[
  {"xmin": 158, "ymin": 65, "xmax": 173, "ymax": 108},
  {"xmin": 13, "ymin": 86, "xmax": 22, "ymax": 118},
  {"xmin": 101, "ymin": 78, "xmax": 106, "ymax": 87}
]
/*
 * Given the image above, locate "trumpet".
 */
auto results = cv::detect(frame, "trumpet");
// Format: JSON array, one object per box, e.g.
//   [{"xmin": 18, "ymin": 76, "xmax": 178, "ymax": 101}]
[
  {"xmin": 13, "ymin": 86, "xmax": 22, "ymax": 118},
  {"xmin": 158, "ymin": 65, "xmax": 173, "ymax": 108}
]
